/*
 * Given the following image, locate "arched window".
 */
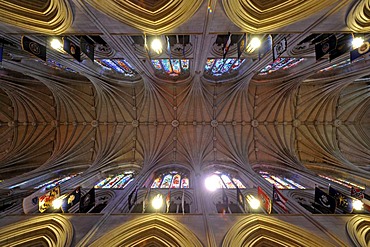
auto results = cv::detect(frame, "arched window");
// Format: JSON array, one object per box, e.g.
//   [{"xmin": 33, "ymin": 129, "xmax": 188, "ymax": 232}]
[
  {"xmin": 258, "ymin": 58, "xmax": 305, "ymax": 75},
  {"xmin": 151, "ymin": 171, "xmax": 189, "ymax": 189},
  {"xmin": 130, "ymin": 170, "xmax": 191, "ymax": 214},
  {"xmin": 259, "ymin": 171, "xmax": 306, "ymax": 189},
  {"xmin": 204, "ymin": 58, "xmax": 244, "ymax": 77},
  {"xmin": 36, "ymin": 59, "xmax": 77, "ymax": 73},
  {"xmin": 206, "ymin": 171, "xmax": 246, "ymax": 189},
  {"xmin": 95, "ymin": 171, "xmax": 135, "ymax": 189},
  {"xmin": 95, "ymin": 59, "xmax": 137, "ymax": 77},
  {"xmin": 318, "ymin": 174, "xmax": 364, "ymax": 190},
  {"xmin": 205, "ymin": 171, "xmax": 248, "ymax": 214},
  {"xmin": 8, "ymin": 173, "xmax": 82, "ymax": 190},
  {"xmin": 151, "ymin": 59, "xmax": 189, "ymax": 77},
  {"xmin": 34, "ymin": 173, "xmax": 81, "ymax": 190}
]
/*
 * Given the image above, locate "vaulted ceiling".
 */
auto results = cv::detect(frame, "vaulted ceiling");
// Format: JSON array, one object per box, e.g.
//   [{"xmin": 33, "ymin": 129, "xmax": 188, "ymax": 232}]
[{"xmin": 0, "ymin": 0, "xmax": 369, "ymax": 184}]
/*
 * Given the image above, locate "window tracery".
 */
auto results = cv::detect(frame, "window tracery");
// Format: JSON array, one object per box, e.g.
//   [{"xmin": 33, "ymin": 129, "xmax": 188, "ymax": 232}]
[
  {"xmin": 95, "ymin": 171, "xmax": 135, "ymax": 189},
  {"xmin": 204, "ymin": 58, "xmax": 244, "ymax": 76},
  {"xmin": 259, "ymin": 171, "xmax": 306, "ymax": 189},
  {"xmin": 151, "ymin": 59, "xmax": 189, "ymax": 77},
  {"xmin": 95, "ymin": 59, "xmax": 137, "ymax": 77}
]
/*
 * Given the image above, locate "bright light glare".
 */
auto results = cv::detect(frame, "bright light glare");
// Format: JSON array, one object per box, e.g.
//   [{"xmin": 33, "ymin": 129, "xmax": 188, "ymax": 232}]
[
  {"xmin": 352, "ymin": 37, "xmax": 364, "ymax": 49},
  {"xmin": 50, "ymin": 38, "xmax": 62, "ymax": 50},
  {"xmin": 152, "ymin": 194, "xmax": 163, "ymax": 209},
  {"xmin": 205, "ymin": 175, "xmax": 219, "ymax": 191},
  {"xmin": 247, "ymin": 195, "xmax": 260, "ymax": 209},
  {"xmin": 151, "ymin": 38, "xmax": 162, "ymax": 54},
  {"xmin": 52, "ymin": 198, "xmax": 63, "ymax": 209},
  {"xmin": 353, "ymin": 200, "xmax": 363, "ymax": 211},
  {"xmin": 250, "ymin": 37, "xmax": 261, "ymax": 49}
]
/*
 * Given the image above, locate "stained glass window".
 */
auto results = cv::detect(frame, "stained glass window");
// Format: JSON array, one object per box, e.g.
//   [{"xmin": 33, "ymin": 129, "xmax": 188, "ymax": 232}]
[
  {"xmin": 208, "ymin": 171, "xmax": 246, "ymax": 189},
  {"xmin": 160, "ymin": 174, "xmax": 173, "ymax": 188},
  {"xmin": 95, "ymin": 59, "xmax": 137, "ymax": 77},
  {"xmin": 318, "ymin": 174, "xmax": 364, "ymax": 189},
  {"xmin": 170, "ymin": 174, "xmax": 181, "ymax": 188},
  {"xmin": 151, "ymin": 177, "xmax": 162, "ymax": 188},
  {"xmin": 232, "ymin": 178, "xmax": 246, "ymax": 189},
  {"xmin": 151, "ymin": 171, "xmax": 189, "ymax": 189},
  {"xmin": 318, "ymin": 58, "xmax": 364, "ymax": 73},
  {"xmin": 205, "ymin": 58, "xmax": 245, "ymax": 76},
  {"xmin": 151, "ymin": 59, "xmax": 190, "ymax": 76},
  {"xmin": 259, "ymin": 171, "xmax": 305, "ymax": 189},
  {"xmin": 259, "ymin": 58, "xmax": 305, "ymax": 75},
  {"xmin": 181, "ymin": 177, "xmax": 189, "ymax": 188},
  {"xmin": 95, "ymin": 172, "xmax": 135, "ymax": 189},
  {"xmin": 151, "ymin": 60, "xmax": 161, "ymax": 70},
  {"xmin": 221, "ymin": 174, "xmax": 236, "ymax": 189},
  {"xmin": 34, "ymin": 173, "xmax": 80, "ymax": 190},
  {"xmin": 36, "ymin": 59, "xmax": 76, "ymax": 73}
]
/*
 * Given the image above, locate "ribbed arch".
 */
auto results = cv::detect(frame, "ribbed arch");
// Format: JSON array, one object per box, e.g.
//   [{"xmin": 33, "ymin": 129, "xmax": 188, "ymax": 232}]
[
  {"xmin": 347, "ymin": 0, "xmax": 370, "ymax": 32},
  {"xmin": 89, "ymin": 214, "xmax": 203, "ymax": 247},
  {"xmin": 84, "ymin": 0, "xmax": 203, "ymax": 34},
  {"xmin": 346, "ymin": 215, "xmax": 370, "ymax": 247},
  {"xmin": 222, "ymin": 215, "xmax": 335, "ymax": 247},
  {"xmin": 222, "ymin": 0, "xmax": 339, "ymax": 33},
  {"xmin": 0, "ymin": 214, "xmax": 73, "ymax": 247},
  {"xmin": 0, "ymin": 0, "xmax": 73, "ymax": 34}
]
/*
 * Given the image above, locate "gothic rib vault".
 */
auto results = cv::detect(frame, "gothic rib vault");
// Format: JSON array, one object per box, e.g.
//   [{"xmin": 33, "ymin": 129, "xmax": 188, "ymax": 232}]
[{"xmin": 0, "ymin": 0, "xmax": 368, "ymax": 186}]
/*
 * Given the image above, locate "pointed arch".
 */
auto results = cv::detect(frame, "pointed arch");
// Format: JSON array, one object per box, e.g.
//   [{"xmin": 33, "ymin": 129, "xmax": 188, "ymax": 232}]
[
  {"xmin": 0, "ymin": 214, "xmax": 73, "ymax": 247},
  {"xmin": 346, "ymin": 215, "xmax": 370, "ymax": 247},
  {"xmin": 222, "ymin": 215, "xmax": 335, "ymax": 247},
  {"xmin": 0, "ymin": 0, "xmax": 73, "ymax": 34},
  {"xmin": 90, "ymin": 214, "xmax": 203, "ymax": 247}
]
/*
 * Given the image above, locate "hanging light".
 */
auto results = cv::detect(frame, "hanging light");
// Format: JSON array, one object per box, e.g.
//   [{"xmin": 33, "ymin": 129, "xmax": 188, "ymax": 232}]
[{"xmin": 151, "ymin": 38, "xmax": 162, "ymax": 54}]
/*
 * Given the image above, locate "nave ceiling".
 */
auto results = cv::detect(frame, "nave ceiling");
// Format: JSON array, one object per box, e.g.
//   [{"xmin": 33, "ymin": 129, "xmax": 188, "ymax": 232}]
[{"xmin": 0, "ymin": 0, "xmax": 369, "ymax": 183}]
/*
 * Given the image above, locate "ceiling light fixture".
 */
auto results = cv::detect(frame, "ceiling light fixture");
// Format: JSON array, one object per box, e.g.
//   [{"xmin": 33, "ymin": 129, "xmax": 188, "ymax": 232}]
[{"xmin": 151, "ymin": 38, "xmax": 162, "ymax": 54}]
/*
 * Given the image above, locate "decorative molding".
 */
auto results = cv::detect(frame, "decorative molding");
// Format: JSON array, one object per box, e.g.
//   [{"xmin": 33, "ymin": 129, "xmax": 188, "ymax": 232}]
[
  {"xmin": 346, "ymin": 215, "xmax": 370, "ymax": 247},
  {"xmin": 0, "ymin": 214, "xmax": 73, "ymax": 247},
  {"xmin": 222, "ymin": 0, "xmax": 336, "ymax": 33},
  {"xmin": 84, "ymin": 0, "xmax": 203, "ymax": 34},
  {"xmin": 0, "ymin": 0, "xmax": 73, "ymax": 34},
  {"xmin": 222, "ymin": 215, "xmax": 336, "ymax": 246},
  {"xmin": 89, "ymin": 214, "xmax": 203, "ymax": 246},
  {"xmin": 347, "ymin": 0, "xmax": 370, "ymax": 32}
]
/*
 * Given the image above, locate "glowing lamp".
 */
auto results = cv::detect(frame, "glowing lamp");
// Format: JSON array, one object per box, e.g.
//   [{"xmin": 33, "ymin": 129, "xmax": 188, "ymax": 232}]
[
  {"xmin": 151, "ymin": 38, "xmax": 162, "ymax": 54},
  {"xmin": 205, "ymin": 175, "xmax": 219, "ymax": 191},
  {"xmin": 50, "ymin": 38, "xmax": 62, "ymax": 50},
  {"xmin": 152, "ymin": 194, "xmax": 163, "ymax": 210},
  {"xmin": 52, "ymin": 198, "xmax": 63, "ymax": 209},
  {"xmin": 246, "ymin": 195, "xmax": 260, "ymax": 209},
  {"xmin": 250, "ymin": 37, "xmax": 261, "ymax": 49},
  {"xmin": 352, "ymin": 37, "xmax": 364, "ymax": 49},
  {"xmin": 353, "ymin": 200, "xmax": 363, "ymax": 211}
]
